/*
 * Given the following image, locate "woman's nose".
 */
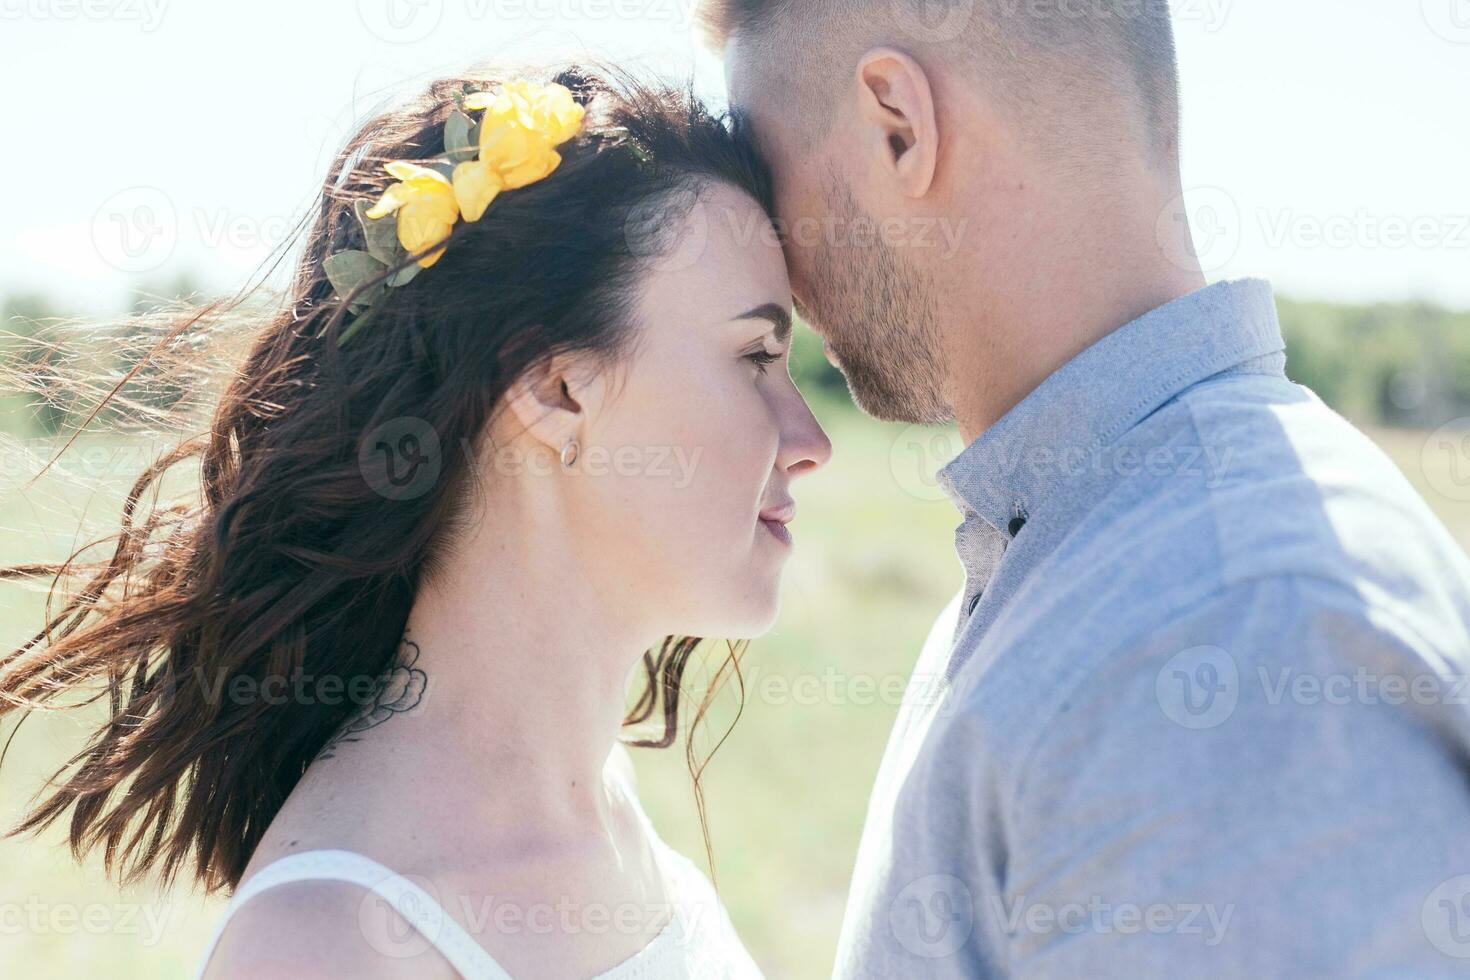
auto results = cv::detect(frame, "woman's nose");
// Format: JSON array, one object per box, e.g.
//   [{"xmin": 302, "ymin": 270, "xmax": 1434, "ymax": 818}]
[{"xmin": 777, "ymin": 395, "xmax": 833, "ymax": 479}]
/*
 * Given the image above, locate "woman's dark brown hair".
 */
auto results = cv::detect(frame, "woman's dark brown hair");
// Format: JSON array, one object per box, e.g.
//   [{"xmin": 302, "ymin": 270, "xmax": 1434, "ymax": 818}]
[{"xmin": 0, "ymin": 64, "xmax": 772, "ymax": 894}]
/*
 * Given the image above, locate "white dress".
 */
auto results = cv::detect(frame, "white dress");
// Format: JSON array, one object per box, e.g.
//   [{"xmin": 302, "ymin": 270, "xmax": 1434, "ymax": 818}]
[{"xmin": 192, "ymin": 775, "xmax": 764, "ymax": 979}]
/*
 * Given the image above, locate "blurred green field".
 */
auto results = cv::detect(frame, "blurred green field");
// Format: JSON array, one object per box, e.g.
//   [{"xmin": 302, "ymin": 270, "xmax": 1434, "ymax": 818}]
[{"xmin": 2, "ymin": 390, "xmax": 1468, "ymax": 978}]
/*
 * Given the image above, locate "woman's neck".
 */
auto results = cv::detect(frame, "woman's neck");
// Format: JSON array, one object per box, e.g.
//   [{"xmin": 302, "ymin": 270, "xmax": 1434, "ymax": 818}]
[
  {"xmin": 309, "ymin": 488, "xmax": 656, "ymax": 842},
  {"xmin": 401, "ymin": 531, "xmax": 655, "ymax": 816}
]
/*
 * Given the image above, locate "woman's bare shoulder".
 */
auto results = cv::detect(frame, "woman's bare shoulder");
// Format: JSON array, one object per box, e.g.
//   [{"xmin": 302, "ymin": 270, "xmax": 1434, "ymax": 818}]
[{"xmin": 200, "ymin": 878, "xmax": 454, "ymax": 980}]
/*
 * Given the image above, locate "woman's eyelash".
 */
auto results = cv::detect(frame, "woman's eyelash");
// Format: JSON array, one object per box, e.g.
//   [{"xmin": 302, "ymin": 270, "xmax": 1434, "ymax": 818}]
[{"xmin": 746, "ymin": 349, "xmax": 782, "ymax": 374}]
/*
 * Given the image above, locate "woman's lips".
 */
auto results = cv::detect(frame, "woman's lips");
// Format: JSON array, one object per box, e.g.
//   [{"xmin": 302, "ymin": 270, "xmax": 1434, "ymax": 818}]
[
  {"xmin": 759, "ymin": 501, "xmax": 796, "ymax": 524},
  {"xmin": 760, "ymin": 517, "xmax": 793, "ymax": 546},
  {"xmin": 758, "ymin": 500, "xmax": 795, "ymax": 546}
]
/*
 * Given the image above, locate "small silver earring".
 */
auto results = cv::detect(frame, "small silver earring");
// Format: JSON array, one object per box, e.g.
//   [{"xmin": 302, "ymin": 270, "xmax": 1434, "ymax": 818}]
[{"xmin": 560, "ymin": 438, "xmax": 580, "ymax": 469}]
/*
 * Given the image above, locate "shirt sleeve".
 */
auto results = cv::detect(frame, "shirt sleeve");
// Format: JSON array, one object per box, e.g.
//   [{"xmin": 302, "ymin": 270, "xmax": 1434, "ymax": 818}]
[{"xmin": 1002, "ymin": 573, "xmax": 1470, "ymax": 978}]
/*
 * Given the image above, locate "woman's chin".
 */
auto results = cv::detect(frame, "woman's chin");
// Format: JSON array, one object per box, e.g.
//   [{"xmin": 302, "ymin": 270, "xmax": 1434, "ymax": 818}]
[
  {"xmin": 732, "ymin": 585, "xmax": 784, "ymax": 638},
  {"xmin": 685, "ymin": 588, "xmax": 782, "ymax": 642}
]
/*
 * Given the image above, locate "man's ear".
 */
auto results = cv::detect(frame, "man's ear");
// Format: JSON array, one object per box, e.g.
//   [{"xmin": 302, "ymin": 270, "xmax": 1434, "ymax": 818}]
[
  {"xmin": 502, "ymin": 353, "xmax": 603, "ymax": 457},
  {"xmin": 855, "ymin": 47, "xmax": 940, "ymax": 198}
]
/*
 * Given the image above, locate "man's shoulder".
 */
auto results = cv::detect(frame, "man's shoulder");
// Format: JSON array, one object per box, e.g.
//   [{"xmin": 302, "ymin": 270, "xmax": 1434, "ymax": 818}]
[
  {"xmin": 942, "ymin": 568, "xmax": 1470, "ymax": 796},
  {"xmin": 1056, "ymin": 373, "xmax": 1467, "ymax": 609},
  {"xmin": 945, "ymin": 378, "xmax": 1470, "ymax": 747}
]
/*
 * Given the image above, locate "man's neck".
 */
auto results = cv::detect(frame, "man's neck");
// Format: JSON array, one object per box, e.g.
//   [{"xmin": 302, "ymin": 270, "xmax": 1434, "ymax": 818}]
[{"xmin": 946, "ymin": 224, "xmax": 1207, "ymax": 445}]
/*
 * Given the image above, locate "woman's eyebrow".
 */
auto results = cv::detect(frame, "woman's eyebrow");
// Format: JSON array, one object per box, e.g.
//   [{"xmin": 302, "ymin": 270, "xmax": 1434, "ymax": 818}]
[{"xmin": 733, "ymin": 303, "xmax": 793, "ymax": 344}]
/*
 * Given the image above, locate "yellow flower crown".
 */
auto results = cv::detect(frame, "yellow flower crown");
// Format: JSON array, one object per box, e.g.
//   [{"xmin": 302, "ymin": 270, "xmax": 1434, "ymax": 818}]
[{"xmin": 326, "ymin": 80, "xmax": 587, "ymax": 346}]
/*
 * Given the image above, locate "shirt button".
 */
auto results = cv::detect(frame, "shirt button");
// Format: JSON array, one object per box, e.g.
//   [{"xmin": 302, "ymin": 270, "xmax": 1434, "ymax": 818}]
[
  {"xmin": 1008, "ymin": 515, "xmax": 1027, "ymax": 537},
  {"xmin": 967, "ymin": 591, "xmax": 983, "ymax": 616}
]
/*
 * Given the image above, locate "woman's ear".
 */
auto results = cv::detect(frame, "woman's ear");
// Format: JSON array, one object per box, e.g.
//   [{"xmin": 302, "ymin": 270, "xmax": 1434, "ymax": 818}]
[
  {"xmin": 502, "ymin": 353, "xmax": 603, "ymax": 457},
  {"xmin": 855, "ymin": 47, "xmax": 940, "ymax": 199}
]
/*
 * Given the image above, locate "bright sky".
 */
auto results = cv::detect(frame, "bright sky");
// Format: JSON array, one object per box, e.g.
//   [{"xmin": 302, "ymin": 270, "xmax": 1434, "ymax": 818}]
[{"xmin": 2, "ymin": 0, "xmax": 1466, "ymax": 314}]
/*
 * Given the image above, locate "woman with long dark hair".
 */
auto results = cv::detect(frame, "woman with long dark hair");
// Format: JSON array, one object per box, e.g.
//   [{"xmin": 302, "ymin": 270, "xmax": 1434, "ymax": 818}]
[{"xmin": 0, "ymin": 64, "xmax": 829, "ymax": 977}]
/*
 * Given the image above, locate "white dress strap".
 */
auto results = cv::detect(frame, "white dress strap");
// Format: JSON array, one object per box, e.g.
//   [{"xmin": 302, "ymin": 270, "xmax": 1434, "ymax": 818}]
[{"xmin": 193, "ymin": 849, "xmax": 513, "ymax": 980}]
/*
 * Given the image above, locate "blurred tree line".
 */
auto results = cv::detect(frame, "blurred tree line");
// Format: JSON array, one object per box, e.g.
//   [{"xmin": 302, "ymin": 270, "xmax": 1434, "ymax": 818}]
[
  {"xmin": 0, "ymin": 273, "xmax": 210, "ymax": 438},
  {"xmin": 1272, "ymin": 296, "xmax": 1470, "ymax": 427},
  {"xmin": 2, "ymin": 281, "xmax": 1468, "ymax": 439}
]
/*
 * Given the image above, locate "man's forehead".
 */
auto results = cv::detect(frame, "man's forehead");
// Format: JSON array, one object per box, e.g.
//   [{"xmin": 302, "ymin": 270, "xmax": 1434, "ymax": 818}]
[
  {"xmin": 723, "ymin": 25, "xmax": 848, "ymax": 169},
  {"xmin": 722, "ymin": 33, "xmax": 765, "ymax": 114},
  {"xmin": 723, "ymin": 43, "xmax": 796, "ymax": 166}
]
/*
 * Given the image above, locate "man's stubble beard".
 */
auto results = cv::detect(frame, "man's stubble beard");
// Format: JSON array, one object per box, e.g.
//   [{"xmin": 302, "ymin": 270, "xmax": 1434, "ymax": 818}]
[{"xmin": 806, "ymin": 178, "xmax": 952, "ymax": 427}]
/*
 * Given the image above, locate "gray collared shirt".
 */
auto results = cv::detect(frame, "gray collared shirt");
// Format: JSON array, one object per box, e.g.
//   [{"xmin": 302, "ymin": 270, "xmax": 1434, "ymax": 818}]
[{"xmin": 833, "ymin": 279, "xmax": 1470, "ymax": 978}]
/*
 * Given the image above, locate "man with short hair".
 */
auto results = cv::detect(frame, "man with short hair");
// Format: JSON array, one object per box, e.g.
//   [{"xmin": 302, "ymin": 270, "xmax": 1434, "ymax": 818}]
[{"xmin": 703, "ymin": 1, "xmax": 1470, "ymax": 975}]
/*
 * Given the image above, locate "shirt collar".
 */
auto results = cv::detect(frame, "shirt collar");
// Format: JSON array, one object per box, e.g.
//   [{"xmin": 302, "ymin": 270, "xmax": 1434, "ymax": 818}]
[{"xmin": 936, "ymin": 278, "xmax": 1287, "ymax": 533}]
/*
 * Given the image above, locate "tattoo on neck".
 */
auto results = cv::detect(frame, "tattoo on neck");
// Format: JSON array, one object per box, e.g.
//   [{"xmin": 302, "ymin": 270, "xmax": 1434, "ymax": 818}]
[{"xmin": 316, "ymin": 634, "xmax": 428, "ymax": 761}]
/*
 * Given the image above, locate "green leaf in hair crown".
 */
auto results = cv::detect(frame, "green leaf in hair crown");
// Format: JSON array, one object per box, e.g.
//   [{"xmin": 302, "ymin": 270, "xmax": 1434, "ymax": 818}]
[
  {"xmin": 443, "ymin": 110, "xmax": 477, "ymax": 164},
  {"xmin": 324, "ymin": 250, "xmax": 387, "ymax": 314},
  {"xmin": 355, "ymin": 199, "xmax": 405, "ymax": 267}
]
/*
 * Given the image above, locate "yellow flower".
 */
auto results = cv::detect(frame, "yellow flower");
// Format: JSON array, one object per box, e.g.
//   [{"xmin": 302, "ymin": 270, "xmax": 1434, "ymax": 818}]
[
  {"xmin": 516, "ymin": 80, "xmax": 584, "ymax": 145},
  {"xmin": 353, "ymin": 83, "xmax": 586, "ymax": 275},
  {"xmin": 477, "ymin": 114, "xmax": 549, "ymax": 174},
  {"xmin": 499, "ymin": 148, "xmax": 561, "ymax": 189},
  {"xmin": 540, "ymin": 90, "xmax": 585, "ymax": 144},
  {"xmin": 451, "ymin": 159, "xmax": 504, "ymax": 222},
  {"xmin": 464, "ymin": 81, "xmax": 585, "ymax": 189},
  {"xmin": 366, "ymin": 161, "xmax": 460, "ymax": 268}
]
